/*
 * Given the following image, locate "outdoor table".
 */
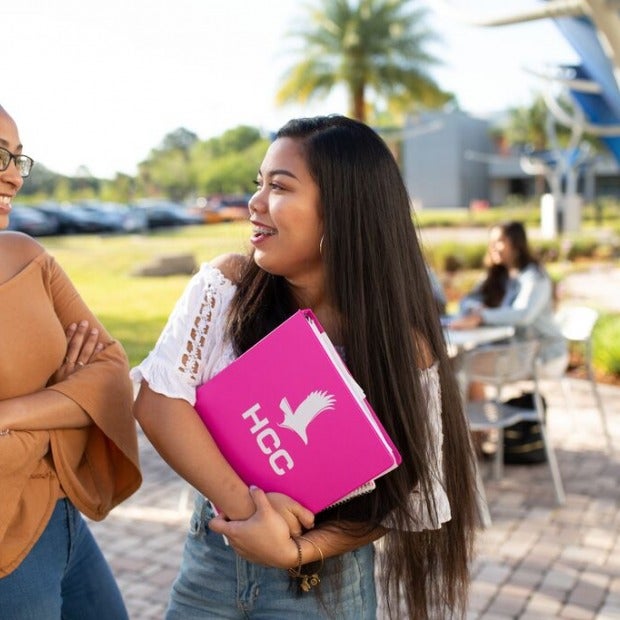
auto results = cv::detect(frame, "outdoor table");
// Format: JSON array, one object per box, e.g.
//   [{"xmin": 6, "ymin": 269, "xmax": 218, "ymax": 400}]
[{"xmin": 443, "ymin": 325, "xmax": 516, "ymax": 356}]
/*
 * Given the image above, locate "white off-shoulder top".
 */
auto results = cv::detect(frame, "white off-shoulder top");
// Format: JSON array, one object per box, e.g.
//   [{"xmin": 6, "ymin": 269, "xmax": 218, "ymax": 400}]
[{"xmin": 131, "ymin": 263, "xmax": 451, "ymax": 531}]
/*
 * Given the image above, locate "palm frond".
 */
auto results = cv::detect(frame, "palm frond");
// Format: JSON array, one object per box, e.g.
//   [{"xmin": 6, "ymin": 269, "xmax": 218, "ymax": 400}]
[{"xmin": 275, "ymin": 0, "xmax": 450, "ymax": 120}]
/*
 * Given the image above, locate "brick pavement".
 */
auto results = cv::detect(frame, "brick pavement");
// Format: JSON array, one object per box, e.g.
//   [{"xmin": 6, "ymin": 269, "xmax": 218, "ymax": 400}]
[
  {"xmin": 89, "ymin": 377, "xmax": 620, "ymax": 619},
  {"xmin": 467, "ymin": 378, "xmax": 620, "ymax": 620}
]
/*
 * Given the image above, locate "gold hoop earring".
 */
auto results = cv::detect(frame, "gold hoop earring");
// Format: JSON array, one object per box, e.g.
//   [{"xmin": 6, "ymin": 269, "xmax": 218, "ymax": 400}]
[{"xmin": 319, "ymin": 236, "xmax": 324, "ymax": 256}]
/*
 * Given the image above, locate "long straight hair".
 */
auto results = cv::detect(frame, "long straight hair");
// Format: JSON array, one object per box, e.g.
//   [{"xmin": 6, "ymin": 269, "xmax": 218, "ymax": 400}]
[
  {"xmin": 498, "ymin": 220, "xmax": 539, "ymax": 271},
  {"xmin": 227, "ymin": 116, "xmax": 478, "ymax": 619}
]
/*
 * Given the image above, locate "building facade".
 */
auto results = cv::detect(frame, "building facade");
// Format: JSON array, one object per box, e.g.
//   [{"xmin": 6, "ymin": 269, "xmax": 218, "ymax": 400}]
[{"xmin": 401, "ymin": 109, "xmax": 620, "ymax": 209}]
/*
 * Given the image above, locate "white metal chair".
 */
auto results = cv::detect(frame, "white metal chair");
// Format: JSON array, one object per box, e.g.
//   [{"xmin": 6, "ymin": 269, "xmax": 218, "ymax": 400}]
[
  {"xmin": 555, "ymin": 305, "xmax": 613, "ymax": 452},
  {"xmin": 462, "ymin": 339, "xmax": 566, "ymax": 505}
]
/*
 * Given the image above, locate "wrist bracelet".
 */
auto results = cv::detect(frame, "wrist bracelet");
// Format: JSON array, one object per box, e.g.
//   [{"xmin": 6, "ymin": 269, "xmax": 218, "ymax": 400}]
[{"xmin": 288, "ymin": 535, "xmax": 324, "ymax": 592}]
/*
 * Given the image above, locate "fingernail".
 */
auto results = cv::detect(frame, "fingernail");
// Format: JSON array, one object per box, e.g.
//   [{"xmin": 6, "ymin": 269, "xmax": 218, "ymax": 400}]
[
  {"xmin": 68, "ymin": 323, "xmax": 77, "ymax": 330},
  {"xmin": 79, "ymin": 320, "xmax": 88, "ymax": 327},
  {"xmin": 90, "ymin": 328, "xmax": 98, "ymax": 335}
]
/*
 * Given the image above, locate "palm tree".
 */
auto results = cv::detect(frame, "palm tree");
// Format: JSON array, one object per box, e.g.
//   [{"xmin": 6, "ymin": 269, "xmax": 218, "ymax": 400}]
[
  {"xmin": 276, "ymin": 0, "xmax": 453, "ymax": 123},
  {"xmin": 504, "ymin": 95, "xmax": 551, "ymax": 153}
]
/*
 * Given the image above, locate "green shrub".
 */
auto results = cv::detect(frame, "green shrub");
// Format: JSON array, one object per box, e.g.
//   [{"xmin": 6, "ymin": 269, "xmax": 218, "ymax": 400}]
[
  {"xmin": 583, "ymin": 197, "xmax": 620, "ymax": 224},
  {"xmin": 534, "ymin": 239, "xmax": 561, "ymax": 262},
  {"xmin": 592, "ymin": 313, "xmax": 620, "ymax": 375},
  {"xmin": 565, "ymin": 237, "xmax": 599, "ymax": 260},
  {"xmin": 424, "ymin": 241, "xmax": 487, "ymax": 272}
]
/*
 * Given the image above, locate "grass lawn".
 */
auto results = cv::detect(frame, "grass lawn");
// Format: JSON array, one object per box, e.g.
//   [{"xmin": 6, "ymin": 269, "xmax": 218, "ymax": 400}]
[
  {"xmin": 39, "ymin": 223, "xmax": 251, "ymax": 367},
  {"xmin": 37, "ymin": 219, "xmax": 620, "ymax": 379}
]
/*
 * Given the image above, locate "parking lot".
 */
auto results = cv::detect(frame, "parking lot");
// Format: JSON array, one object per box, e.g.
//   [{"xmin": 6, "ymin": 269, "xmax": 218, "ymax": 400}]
[{"xmin": 8, "ymin": 196, "xmax": 250, "ymax": 237}]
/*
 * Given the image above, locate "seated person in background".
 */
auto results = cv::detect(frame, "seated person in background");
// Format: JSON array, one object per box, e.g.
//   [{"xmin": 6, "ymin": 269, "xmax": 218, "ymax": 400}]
[{"xmin": 450, "ymin": 221, "xmax": 568, "ymax": 389}]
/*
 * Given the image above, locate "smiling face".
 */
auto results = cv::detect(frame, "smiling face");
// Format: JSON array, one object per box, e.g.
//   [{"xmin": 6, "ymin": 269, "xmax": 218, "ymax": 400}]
[
  {"xmin": 487, "ymin": 225, "xmax": 517, "ymax": 269},
  {"xmin": 0, "ymin": 109, "xmax": 24, "ymax": 229},
  {"xmin": 249, "ymin": 137, "xmax": 324, "ymax": 289}
]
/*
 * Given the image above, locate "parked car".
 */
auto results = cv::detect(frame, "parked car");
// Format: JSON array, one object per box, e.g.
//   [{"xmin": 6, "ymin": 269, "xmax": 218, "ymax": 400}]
[
  {"xmin": 103, "ymin": 203, "xmax": 148, "ymax": 233},
  {"xmin": 7, "ymin": 205, "xmax": 59, "ymax": 236},
  {"xmin": 216, "ymin": 195, "xmax": 250, "ymax": 221},
  {"xmin": 77, "ymin": 201, "xmax": 148, "ymax": 234},
  {"xmin": 132, "ymin": 200, "xmax": 203, "ymax": 229},
  {"xmin": 192, "ymin": 194, "xmax": 250, "ymax": 223},
  {"xmin": 35, "ymin": 202, "xmax": 108, "ymax": 234}
]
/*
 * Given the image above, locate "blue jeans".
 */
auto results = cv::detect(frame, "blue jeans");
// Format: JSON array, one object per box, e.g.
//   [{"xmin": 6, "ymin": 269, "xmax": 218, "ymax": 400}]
[
  {"xmin": 166, "ymin": 496, "xmax": 377, "ymax": 619},
  {"xmin": 0, "ymin": 498, "xmax": 128, "ymax": 620}
]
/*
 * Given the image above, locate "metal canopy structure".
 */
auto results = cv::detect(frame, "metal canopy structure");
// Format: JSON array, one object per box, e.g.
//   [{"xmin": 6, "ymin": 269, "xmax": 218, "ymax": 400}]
[
  {"xmin": 552, "ymin": 8, "xmax": 620, "ymax": 161},
  {"xmin": 429, "ymin": 0, "xmax": 620, "ymax": 151},
  {"xmin": 428, "ymin": 0, "xmax": 620, "ymax": 235}
]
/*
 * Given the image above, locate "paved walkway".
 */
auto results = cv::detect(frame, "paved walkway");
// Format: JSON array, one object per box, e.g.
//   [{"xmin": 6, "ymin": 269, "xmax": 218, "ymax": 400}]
[
  {"xmin": 88, "ymin": 375, "xmax": 620, "ymax": 619},
  {"xmin": 89, "ymin": 262, "xmax": 620, "ymax": 618},
  {"xmin": 560, "ymin": 265, "xmax": 620, "ymax": 313}
]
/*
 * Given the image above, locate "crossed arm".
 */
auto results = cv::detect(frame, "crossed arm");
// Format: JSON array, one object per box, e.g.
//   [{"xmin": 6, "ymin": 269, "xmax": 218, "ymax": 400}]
[{"xmin": 0, "ymin": 321, "xmax": 102, "ymax": 432}]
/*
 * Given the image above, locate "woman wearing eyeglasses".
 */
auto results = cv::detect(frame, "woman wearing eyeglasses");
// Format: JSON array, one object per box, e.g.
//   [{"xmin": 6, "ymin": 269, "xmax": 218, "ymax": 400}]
[{"xmin": 0, "ymin": 104, "xmax": 142, "ymax": 619}]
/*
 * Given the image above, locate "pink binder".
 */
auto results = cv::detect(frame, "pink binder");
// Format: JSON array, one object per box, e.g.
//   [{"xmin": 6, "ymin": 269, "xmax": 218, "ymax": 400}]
[{"xmin": 194, "ymin": 309, "xmax": 401, "ymax": 513}]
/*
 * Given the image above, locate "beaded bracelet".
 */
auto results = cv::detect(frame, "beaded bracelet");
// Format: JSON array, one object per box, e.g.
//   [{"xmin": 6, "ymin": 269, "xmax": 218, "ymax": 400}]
[{"xmin": 287, "ymin": 535, "xmax": 324, "ymax": 592}]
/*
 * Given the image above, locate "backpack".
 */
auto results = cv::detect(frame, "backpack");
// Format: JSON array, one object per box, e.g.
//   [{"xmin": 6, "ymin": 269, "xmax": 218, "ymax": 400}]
[{"xmin": 502, "ymin": 392, "xmax": 547, "ymax": 465}]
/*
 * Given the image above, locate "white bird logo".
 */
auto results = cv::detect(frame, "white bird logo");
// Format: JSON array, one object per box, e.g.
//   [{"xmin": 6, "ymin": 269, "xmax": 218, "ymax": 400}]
[{"xmin": 278, "ymin": 391, "xmax": 336, "ymax": 445}]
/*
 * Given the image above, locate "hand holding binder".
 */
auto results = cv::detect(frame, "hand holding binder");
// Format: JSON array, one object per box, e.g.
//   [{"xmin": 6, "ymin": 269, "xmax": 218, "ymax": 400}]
[{"xmin": 195, "ymin": 309, "xmax": 401, "ymax": 513}]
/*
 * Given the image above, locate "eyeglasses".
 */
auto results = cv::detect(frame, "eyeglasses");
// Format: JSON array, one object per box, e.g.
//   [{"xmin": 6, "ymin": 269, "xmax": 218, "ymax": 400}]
[{"xmin": 0, "ymin": 146, "xmax": 34, "ymax": 178}]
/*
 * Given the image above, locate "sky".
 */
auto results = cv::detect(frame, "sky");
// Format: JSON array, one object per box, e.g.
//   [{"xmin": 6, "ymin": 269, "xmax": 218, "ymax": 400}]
[{"xmin": 3, "ymin": 0, "xmax": 579, "ymax": 179}]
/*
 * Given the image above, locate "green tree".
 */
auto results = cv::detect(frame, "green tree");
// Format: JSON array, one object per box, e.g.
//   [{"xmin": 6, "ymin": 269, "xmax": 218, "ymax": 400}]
[
  {"xmin": 276, "ymin": 0, "xmax": 452, "ymax": 122},
  {"xmin": 504, "ymin": 95, "xmax": 551, "ymax": 152},
  {"xmin": 214, "ymin": 126, "xmax": 263, "ymax": 156},
  {"xmin": 100, "ymin": 173, "xmax": 136, "ymax": 203},
  {"xmin": 137, "ymin": 127, "xmax": 198, "ymax": 200},
  {"xmin": 160, "ymin": 127, "xmax": 199, "ymax": 153},
  {"xmin": 137, "ymin": 125, "xmax": 268, "ymax": 201},
  {"xmin": 53, "ymin": 177, "xmax": 72, "ymax": 203},
  {"xmin": 19, "ymin": 163, "xmax": 59, "ymax": 198},
  {"xmin": 197, "ymin": 139, "xmax": 270, "ymax": 195},
  {"xmin": 138, "ymin": 149, "xmax": 193, "ymax": 202}
]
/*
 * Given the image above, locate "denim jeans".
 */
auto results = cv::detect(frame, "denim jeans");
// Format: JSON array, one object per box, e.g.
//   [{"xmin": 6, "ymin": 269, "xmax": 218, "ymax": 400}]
[
  {"xmin": 0, "ymin": 498, "xmax": 128, "ymax": 620},
  {"xmin": 166, "ymin": 496, "xmax": 377, "ymax": 619}
]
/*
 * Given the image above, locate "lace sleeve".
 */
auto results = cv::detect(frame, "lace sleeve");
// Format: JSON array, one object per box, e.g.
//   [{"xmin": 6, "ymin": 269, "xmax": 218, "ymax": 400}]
[
  {"xmin": 130, "ymin": 263, "xmax": 236, "ymax": 405},
  {"xmin": 381, "ymin": 362, "xmax": 452, "ymax": 531}
]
